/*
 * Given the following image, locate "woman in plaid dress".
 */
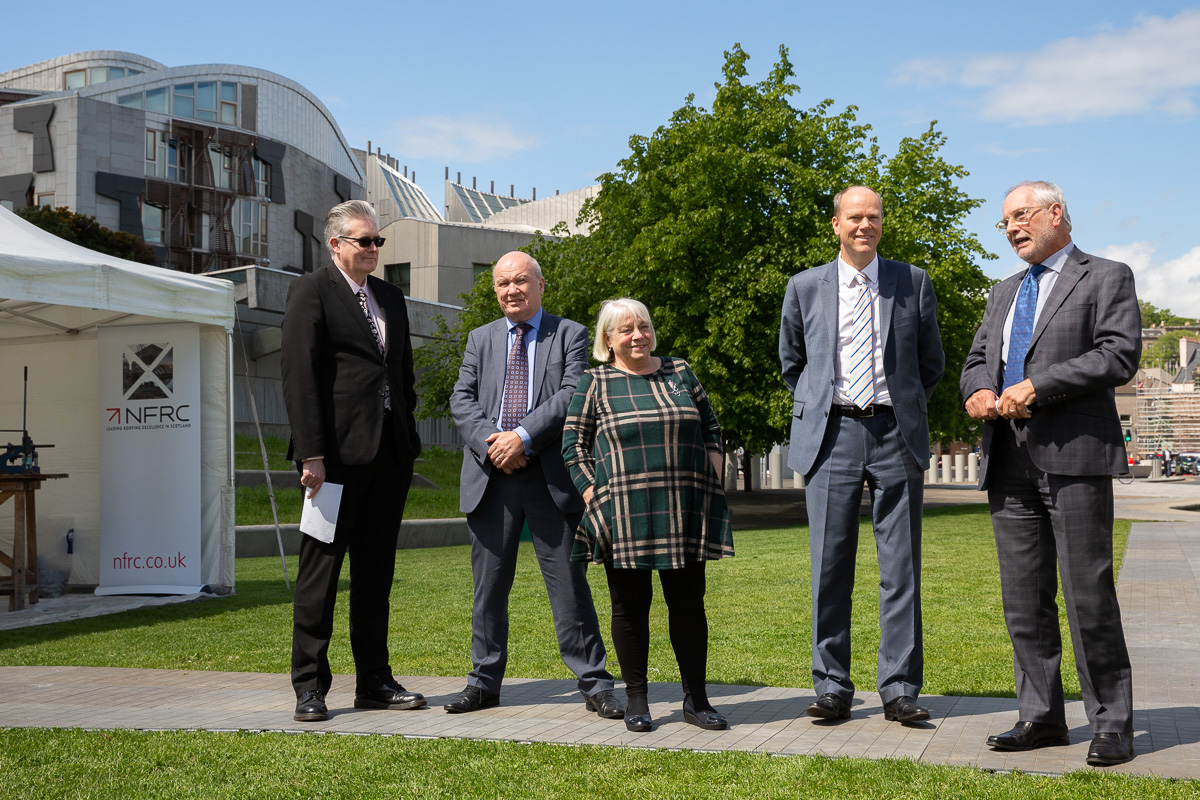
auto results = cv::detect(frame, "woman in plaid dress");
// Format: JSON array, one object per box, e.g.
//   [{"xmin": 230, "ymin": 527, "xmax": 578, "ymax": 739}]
[{"xmin": 563, "ymin": 298, "xmax": 734, "ymax": 733}]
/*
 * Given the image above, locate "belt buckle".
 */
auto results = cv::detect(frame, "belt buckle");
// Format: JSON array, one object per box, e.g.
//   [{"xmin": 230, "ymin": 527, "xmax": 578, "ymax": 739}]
[{"xmin": 861, "ymin": 404, "xmax": 875, "ymax": 417}]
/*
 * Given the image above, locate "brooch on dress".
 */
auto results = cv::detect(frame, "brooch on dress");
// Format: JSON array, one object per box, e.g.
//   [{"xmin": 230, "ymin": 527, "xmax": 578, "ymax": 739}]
[{"xmin": 666, "ymin": 379, "xmax": 685, "ymax": 396}]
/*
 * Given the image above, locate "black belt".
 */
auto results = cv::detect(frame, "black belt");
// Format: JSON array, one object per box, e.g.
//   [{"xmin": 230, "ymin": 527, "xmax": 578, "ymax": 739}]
[{"xmin": 835, "ymin": 404, "xmax": 893, "ymax": 418}]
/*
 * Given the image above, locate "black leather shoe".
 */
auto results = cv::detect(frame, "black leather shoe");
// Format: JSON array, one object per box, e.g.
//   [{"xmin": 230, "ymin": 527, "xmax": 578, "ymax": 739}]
[
  {"xmin": 443, "ymin": 685, "xmax": 500, "ymax": 713},
  {"xmin": 585, "ymin": 689, "xmax": 625, "ymax": 719},
  {"xmin": 807, "ymin": 693, "xmax": 851, "ymax": 720},
  {"xmin": 684, "ymin": 706, "xmax": 728, "ymax": 730},
  {"xmin": 354, "ymin": 680, "xmax": 427, "ymax": 710},
  {"xmin": 987, "ymin": 721, "xmax": 1070, "ymax": 751},
  {"xmin": 625, "ymin": 712, "xmax": 653, "ymax": 732},
  {"xmin": 1086, "ymin": 732, "xmax": 1134, "ymax": 766},
  {"xmin": 883, "ymin": 695, "xmax": 930, "ymax": 723},
  {"xmin": 294, "ymin": 689, "xmax": 328, "ymax": 722}
]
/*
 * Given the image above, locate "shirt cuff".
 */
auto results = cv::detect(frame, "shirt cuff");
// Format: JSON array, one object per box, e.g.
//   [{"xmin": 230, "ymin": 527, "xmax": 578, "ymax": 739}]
[{"xmin": 515, "ymin": 425, "xmax": 533, "ymax": 455}]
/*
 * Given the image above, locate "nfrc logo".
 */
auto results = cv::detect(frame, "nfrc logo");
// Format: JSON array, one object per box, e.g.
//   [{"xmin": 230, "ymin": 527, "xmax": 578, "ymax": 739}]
[
  {"xmin": 122, "ymin": 342, "xmax": 174, "ymax": 399},
  {"xmin": 105, "ymin": 341, "xmax": 190, "ymax": 429}
]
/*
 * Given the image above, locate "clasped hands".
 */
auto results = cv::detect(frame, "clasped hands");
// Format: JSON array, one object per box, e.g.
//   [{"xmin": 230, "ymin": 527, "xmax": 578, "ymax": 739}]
[
  {"xmin": 486, "ymin": 431, "xmax": 528, "ymax": 473},
  {"xmin": 966, "ymin": 379, "xmax": 1036, "ymax": 421}
]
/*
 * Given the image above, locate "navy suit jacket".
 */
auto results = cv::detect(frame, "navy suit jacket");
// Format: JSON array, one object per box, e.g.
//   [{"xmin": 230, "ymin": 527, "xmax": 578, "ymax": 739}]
[
  {"xmin": 449, "ymin": 312, "xmax": 588, "ymax": 515},
  {"xmin": 779, "ymin": 258, "xmax": 945, "ymax": 474},
  {"xmin": 959, "ymin": 246, "xmax": 1140, "ymax": 486}
]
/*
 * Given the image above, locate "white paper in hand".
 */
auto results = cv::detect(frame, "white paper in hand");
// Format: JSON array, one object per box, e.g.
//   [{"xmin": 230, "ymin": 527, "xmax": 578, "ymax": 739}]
[{"xmin": 300, "ymin": 482, "xmax": 343, "ymax": 543}]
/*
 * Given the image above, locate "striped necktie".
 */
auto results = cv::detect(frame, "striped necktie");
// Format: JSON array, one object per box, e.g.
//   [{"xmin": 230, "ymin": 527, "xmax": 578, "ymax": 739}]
[
  {"xmin": 846, "ymin": 276, "xmax": 876, "ymax": 409},
  {"xmin": 1002, "ymin": 263, "xmax": 1047, "ymax": 392}
]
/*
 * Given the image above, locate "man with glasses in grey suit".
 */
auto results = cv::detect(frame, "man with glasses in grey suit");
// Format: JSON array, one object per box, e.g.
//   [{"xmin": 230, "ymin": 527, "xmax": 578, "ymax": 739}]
[
  {"xmin": 446, "ymin": 251, "xmax": 620, "ymax": 720},
  {"xmin": 961, "ymin": 181, "xmax": 1140, "ymax": 766}
]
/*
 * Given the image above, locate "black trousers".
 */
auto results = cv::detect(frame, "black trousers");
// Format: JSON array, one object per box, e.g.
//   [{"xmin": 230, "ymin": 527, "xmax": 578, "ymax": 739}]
[
  {"xmin": 604, "ymin": 561, "xmax": 709, "ymax": 702},
  {"xmin": 291, "ymin": 416, "xmax": 414, "ymax": 696}
]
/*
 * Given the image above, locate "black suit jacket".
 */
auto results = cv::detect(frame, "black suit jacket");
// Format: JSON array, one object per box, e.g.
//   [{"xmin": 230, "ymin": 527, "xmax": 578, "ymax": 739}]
[{"xmin": 281, "ymin": 264, "xmax": 421, "ymax": 466}]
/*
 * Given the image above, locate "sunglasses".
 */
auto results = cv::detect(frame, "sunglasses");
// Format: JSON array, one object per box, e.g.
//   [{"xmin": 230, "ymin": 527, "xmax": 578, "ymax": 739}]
[{"xmin": 338, "ymin": 235, "xmax": 386, "ymax": 248}]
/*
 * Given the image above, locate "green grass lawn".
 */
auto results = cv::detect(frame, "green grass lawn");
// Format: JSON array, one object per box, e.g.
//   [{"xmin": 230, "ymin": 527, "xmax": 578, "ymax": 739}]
[
  {"xmin": 235, "ymin": 446, "xmax": 465, "ymax": 524},
  {"xmin": 0, "ymin": 728, "xmax": 1189, "ymax": 800},
  {"xmin": 0, "ymin": 509, "xmax": 1169, "ymax": 797}
]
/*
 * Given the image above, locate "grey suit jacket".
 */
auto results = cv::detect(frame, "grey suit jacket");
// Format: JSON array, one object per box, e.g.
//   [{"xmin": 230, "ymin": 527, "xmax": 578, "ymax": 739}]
[
  {"xmin": 960, "ymin": 246, "xmax": 1140, "ymax": 486},
  {"xmin": 450, "ymin": 312, "xmax": 589, "ymax": 515},
  {"xmin": 779, "ymin": 258, "xmax": 945, "ymax": 475}
]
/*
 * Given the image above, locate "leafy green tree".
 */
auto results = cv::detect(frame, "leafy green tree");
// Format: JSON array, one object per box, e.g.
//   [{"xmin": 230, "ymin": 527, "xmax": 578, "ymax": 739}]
[
  {"xmin": 16, "ymin": 205, "xmax": 157, "ymax": 265},
  {"xmin": 1143, "ymin": 330, "xmax": 1190, "ymax": 371},
  {"xmin": 1139, "ymin": 299, "xmax": 1197, "ymax": 328},
  {"xmin": 417, "ymin": 45, "xmax": 995, "ymax": 453}
]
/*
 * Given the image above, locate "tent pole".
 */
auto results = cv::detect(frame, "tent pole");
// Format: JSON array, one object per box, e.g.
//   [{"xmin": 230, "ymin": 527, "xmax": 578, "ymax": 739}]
[{"xmin": 233, "ymin": 307, "xmax": 291, "ymax": 589}]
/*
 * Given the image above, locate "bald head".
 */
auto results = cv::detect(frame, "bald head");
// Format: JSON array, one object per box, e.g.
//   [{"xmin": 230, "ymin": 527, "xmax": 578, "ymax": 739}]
[{"xmin": 492, "ymin": 251, "xmax": 545, "ymax": 322}]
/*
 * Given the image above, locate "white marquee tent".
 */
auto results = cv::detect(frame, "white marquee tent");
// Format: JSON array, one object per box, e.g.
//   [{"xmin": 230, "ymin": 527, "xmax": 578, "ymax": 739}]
[{"xmin": 0, "ymin": 205, "xmax": 236, "ymax": 592}]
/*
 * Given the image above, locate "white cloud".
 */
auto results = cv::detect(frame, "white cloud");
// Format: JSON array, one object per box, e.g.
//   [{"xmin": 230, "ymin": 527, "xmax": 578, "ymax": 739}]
[
  {"xmin": 1098, "ymin": 241, "xmax": 1200, "ymax": 318},
  {"xmin": 894, "ymin": 10, "xmax": 1200, "ymax": 125},
  {"xmin": 387, "ymin": 115, "xmax": 539, "ymax": 163}
]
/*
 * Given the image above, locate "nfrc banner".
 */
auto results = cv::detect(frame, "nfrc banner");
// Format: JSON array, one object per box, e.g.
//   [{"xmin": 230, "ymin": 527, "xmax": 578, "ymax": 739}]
[{"xmin": 96, "ymin": 323, "xmax": 204, "ymax": 595}]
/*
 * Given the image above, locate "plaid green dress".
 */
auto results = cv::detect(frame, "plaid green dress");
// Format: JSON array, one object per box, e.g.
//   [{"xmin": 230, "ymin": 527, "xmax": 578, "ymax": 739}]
[{"xmin": 563, "ymin": 357, "xmax": 734, "ymax": 569}]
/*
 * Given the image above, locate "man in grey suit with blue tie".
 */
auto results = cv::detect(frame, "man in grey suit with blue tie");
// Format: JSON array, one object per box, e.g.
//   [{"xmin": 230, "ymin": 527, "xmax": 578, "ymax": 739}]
[
  {"xmin": 961, "ymin": 181, "xmax": 1139, "ymax": 766},
  {"xmin": 779, "ymin": 186, "xmax": 944, "ymax": 724},
  {"xmin": 446, "ymin": 251, "xmax": 620, "ymax": 719}
]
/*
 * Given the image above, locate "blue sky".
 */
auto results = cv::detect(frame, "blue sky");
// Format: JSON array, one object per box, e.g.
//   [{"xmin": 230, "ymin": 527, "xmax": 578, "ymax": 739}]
[{"xmin": 6, "ymin": 1, "xmax": 1200, "ymax": 314}]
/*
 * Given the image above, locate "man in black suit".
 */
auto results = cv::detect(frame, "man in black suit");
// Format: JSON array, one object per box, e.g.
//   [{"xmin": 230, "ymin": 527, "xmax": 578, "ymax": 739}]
[
  {"xmin": 961, "ymin": 181, "xmax": 1140, "ymax": 766},
  {"xmin": 281, "ymin": 199, "xmax": 425, "ymax": 722}
]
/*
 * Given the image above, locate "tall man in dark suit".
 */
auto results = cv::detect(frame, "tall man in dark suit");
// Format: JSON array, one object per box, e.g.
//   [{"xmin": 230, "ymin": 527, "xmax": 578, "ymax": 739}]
[
  {"xmin": 779, "ymin": 186, "xmax": 944, "ymax": 724},
  {"xmin": 961, "ymin": 181, "xmax": 1139, "ymax": 766},
  {"xmin": 446, "ymin": 251, "xmax": 621, "ymax": 719},
  {"xmin": 281, "ymin": 199, "xmax": 425, "ymax": 722}
]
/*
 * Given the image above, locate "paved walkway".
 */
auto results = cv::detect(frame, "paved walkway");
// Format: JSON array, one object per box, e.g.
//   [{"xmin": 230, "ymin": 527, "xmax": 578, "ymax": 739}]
[{"xmin": 3, "ymin": 482, "xmax": 1200, "ymax": 778}]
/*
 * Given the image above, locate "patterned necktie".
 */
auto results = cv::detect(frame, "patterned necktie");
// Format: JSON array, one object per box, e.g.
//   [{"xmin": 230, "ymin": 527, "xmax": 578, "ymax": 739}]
[
  {"xmin": 357, "ymin": 289, "xmax": 390, "ymax": 411},
  {"xmin": 501, "ymin": 322, "xmax": 532, "ymax": 431},
  {"xmin": 1001, "ymin": 263, "xmax": 1047, "ymax": 392},
  {"xmin": 846, "ymin": 276, "xmax": 876, "ymax": 409}
]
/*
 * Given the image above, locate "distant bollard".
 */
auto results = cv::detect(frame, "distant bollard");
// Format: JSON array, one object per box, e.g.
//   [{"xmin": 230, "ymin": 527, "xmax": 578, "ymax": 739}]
[
  {"xmin": 750, "ymin": 454, "xmax": 761, "ymax": 490},
  {"xmin": 954, "ymin": 453, "xmax": 965, "ymax": 483},
  {"xmin": 968, "ymin": 452, "xmax": 978, "ymax": 483},
  {"xmin": 770, "ymin": 446, "xmax": 783, "ymax": 489},
  {"xmin": 927, "ymin": 458, "xmax": 938, "ymax": 485},
  {"xmin": 941, "ymin": 454, "xmax": 952, "ymax": 484}
]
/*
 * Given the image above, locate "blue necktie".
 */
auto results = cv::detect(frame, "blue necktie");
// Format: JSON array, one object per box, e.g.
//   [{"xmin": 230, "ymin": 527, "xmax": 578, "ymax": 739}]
[{"xmin": 1002, "ymin": 264, "xmax": 1047, "ymax": 392}]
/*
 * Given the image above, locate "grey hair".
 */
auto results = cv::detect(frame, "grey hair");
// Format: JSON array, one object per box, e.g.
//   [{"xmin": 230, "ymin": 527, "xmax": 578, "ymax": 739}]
[
  {"xmin": 832, "ymin": 185, "xmax": 884, "ymax": 218},
  {"xmin": 1005, "ymin": 181, "xmax": 1072, "ymax": 232},
  {"xmin": 594, "ymin": 298, "xmax": 656, "ymax": 362},
  {"xmin": 323, "ymin": 200, "xmax": 379, "ymax": 255}
]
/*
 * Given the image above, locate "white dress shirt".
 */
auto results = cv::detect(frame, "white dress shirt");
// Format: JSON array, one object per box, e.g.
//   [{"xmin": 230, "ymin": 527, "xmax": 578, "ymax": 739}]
[
  {"xmin": 999, "ymin": 242, "xmax": 1073, "ymax": 370},
  {"xmin": 834, "ymin": 255, "xmax": 891, "ymax": 406}
]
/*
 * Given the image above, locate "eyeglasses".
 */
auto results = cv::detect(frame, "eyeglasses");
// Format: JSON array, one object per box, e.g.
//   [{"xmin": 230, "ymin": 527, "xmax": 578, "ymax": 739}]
[
  {"xmin": 338, "ymin": 235, "xmax": 386, "ymax": 248},
  {"xmin": 995, "ymin": 206, "xmax": 1048, "ymax": 231}
]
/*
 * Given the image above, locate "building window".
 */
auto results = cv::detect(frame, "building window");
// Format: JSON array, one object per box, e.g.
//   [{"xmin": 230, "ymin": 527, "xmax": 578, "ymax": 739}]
[
  {"xmin": 210, "ymin": 144, "xmax": 234, "ymax": 190},
  {"xmin": 64, "ymin": 69, "xmax": 86, "ymax": 90},
  {"xmin": 118, "ymin": 93, "xmax": 142, "ymax": 109},
  {"xmin": 252, "ymin": 158, "xmax": 270, "ymax": 197},
  {"xmin": 173, "ymin": 83, "xmax": 194, "ymax": 118},
  {"xmin": 473, "ymin": 262, "xmax": 492, "ymax": 282},
  {"xmin": 142, "ymin": 202, "xmax": 166, "ymax": 244},
  {"xmin": 36, "ymin": 193, "xmax": 55, "ymax": 207},
  {"xmin": 234, "ymin": 199, "xmax": 268, "ymax": 260},
  {"xmin": 386, "ymin": 263, "xmax": 411, "ymax": 295},
  {"xmin": 145, "ymin": 87, "xmax": 168, "ymax": 113},
  {"xmin": 145, "ymin": 131, "xmax": 187, "ymax": 182},
  {"xmin": 63, "ymin": 65, "xmax": 133, "ymax": 90},
  {"xmin": 221, "ymin": 83, "xmax": 238, "ymax": 125},
  {"xmin": 195, "ymin": 82, "xmax": 218, "ymax": 121},
  {"xmin": 191, "ymin": 209, "xmax": 212, "ymax": 251}
]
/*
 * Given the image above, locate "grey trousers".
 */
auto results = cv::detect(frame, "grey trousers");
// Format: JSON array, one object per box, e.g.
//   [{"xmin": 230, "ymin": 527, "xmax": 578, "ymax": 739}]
[
  {"xmin": 804, "ymin": 408, "xmax": 924, "ymax": 704},
  {"xmin": 988, "ymin": 422, "xmax": 1133, "ymax": 733},
  {"xmin": 466, "ymin": 460, "xmax": 614, "ymax": 697}
]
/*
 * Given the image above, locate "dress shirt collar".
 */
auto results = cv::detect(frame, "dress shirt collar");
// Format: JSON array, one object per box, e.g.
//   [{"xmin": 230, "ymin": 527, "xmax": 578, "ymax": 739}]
[
  {"xmin": 507, "ymin": 307, "xmax": 544, "ymax": 336},
  {"xmin": 336, "ymin": 263, "xmax": 370, "ymax": 296},
  {"xmin": 837, "ymin": 254, "xmax": 880, "ymax": 288},
  {"xmin": 1024, "ymin": 241, "xmax": 1073, "ymax": 277}
]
